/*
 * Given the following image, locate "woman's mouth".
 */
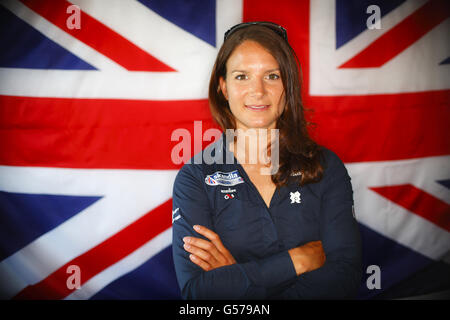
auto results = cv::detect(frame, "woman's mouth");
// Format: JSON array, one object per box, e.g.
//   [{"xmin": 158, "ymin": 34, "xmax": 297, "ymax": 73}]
[{"xmin": 245, "ymin": 105, "xmax": 270, "ymax": 111}]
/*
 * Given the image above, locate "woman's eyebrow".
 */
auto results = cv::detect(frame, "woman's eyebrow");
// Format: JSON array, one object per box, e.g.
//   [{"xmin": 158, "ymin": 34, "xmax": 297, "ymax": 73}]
[{"xmin": 230, "ymin": 68, "xmax": 280, "ymax": 73}]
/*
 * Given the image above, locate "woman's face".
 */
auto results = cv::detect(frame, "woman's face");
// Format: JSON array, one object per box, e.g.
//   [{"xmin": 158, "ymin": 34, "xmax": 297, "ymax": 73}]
[{"xmin": 219, "ymin": 40, "xmax": 286, "ymax": 131}]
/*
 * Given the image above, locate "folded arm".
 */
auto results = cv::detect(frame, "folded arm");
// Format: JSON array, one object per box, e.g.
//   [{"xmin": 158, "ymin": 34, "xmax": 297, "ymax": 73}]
[
  {"xmin": 269, "ymin": 153, "xmax": 362, "ymax": 299},
  {"xmin": 172, "ymin": 164, "xmax": 297, "ymax": 299}
]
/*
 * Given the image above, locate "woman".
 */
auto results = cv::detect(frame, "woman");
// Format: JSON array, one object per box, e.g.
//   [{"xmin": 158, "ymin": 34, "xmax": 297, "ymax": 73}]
[{"xmin": 171, "ymin": 22, "xmax": 362, "ymax": 299}]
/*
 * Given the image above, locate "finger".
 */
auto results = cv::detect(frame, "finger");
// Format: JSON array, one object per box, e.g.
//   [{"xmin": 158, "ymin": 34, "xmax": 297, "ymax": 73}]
[
  {"xmin": 189, "ymin": 254, "xmax": 211, "ymax": 271},
  {"xmin": 183, "ymin": 236, "xmax": 226, "ymax": 264},
  {"xmin": 305, "ymin": 241, "xmax": 323, "ymax": 251},
  {"xmin": 313, "ymin": 240, "xmax": 323, "ymax": 247},
  {"xmin": 184, "ymin": 242, "xmax": 218, "ymax": 265},
  {"xmin": 196, "ymin": 226, "xmax": 236, "ymax": 264},
  {"xmin": 193, "ymin": 225, "xmax": 234, "ymax": 261}
]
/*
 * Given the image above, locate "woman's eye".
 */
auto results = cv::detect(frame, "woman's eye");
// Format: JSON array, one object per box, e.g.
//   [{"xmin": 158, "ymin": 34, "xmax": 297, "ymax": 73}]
[
  {"xmin": 235, "ymin": 74, "xmax": 247, "ymax": 80},
  {"xmin": 267, "ymin": 73, "xmax": 280, "ymax": 80}
]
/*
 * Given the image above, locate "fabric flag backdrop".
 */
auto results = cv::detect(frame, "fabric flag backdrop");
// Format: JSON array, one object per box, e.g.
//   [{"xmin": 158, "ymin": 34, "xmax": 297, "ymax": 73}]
[{"xmin": 0, "ymin": 0, "xmax": 449, "ymax": 300}]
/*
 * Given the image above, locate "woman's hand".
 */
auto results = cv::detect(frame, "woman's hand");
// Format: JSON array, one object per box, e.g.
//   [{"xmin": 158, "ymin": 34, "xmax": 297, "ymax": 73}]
[
  {"xmin": 288, "ymin": 241, "xmax": 326, "ymax": 276},
  {"xmin": 183, "ymin": 225, "xmax": 236, "ymax": 271}
]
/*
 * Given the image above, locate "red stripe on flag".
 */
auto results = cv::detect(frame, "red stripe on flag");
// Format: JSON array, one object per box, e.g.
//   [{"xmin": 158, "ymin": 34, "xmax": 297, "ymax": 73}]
[
  {"xmin": 0, "ymin": 95, "xmax": 219, "ymax": 169},
  {"xmin": 306, "ymin": 90, "xmax": 450, "ymax": 163},
  {"xmin": 13, "ymin": 199, "xmax": 173, "ymax": 300},
  {"xmin": 370, "ymin": 184, "xmax": 450, "ymax": 232},
  {"xmin": 0, "ymin": 91, "xmax": 448, "ymax": 168},
  {"xmin": 19, "ymin": 0, "xmax": 175, "ymax": 72},
  {"xmin": 339, "ymin": 0, "xmax": 450, "ymax": 68}
]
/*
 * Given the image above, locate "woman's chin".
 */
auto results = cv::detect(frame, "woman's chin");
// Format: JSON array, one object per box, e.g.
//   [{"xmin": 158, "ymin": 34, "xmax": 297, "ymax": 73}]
[{"xmin": 244, "ymin": 121, "xmax": 276, "ymax": 131}]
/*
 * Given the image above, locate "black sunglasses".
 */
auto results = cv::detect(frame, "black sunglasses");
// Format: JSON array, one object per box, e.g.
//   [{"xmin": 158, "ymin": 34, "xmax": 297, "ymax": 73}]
[{"xmin": 224, "ymin": 21, "xmax": 288, "ymax": 42}]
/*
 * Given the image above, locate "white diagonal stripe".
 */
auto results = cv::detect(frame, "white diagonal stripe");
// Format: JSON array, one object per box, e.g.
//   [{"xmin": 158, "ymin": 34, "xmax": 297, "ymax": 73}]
[
  {"xmin": 64, "ymin": 228, "xmax": 172, "ymax": 300},
  {"xmin": 70, "ymin": 0, "xmax": 217, "ymax": 73},
  {"xmin": 1, "ymin": 0, "xmax": 126, "ymax": 71}
]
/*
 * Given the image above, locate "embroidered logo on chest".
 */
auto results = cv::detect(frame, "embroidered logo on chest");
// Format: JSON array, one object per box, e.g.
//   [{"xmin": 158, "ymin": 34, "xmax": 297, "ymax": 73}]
[
  {"xmin": 205, "ymin": 170, "xmax": 244, "ymax": 186},
  {"xmin": 290, "ymin": 191, "xmax": 301, "ymax": 204}
]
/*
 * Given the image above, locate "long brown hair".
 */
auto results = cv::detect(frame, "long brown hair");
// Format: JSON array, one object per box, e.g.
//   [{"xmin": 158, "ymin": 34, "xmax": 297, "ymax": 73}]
[{"xmin": 209, "ymin": 24, "xmax": 323, "ymax": 187}]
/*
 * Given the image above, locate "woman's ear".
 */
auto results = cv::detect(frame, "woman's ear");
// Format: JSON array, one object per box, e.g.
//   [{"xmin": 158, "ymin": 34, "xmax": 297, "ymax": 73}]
[{"xmin": 219, "ymin": 76, "xmax": 228, "ymax": 100}]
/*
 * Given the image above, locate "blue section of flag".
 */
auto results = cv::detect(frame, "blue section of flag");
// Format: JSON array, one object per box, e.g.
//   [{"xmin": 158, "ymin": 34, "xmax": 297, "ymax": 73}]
[
  {"xmin": 357, "ymin": 223, "xmax": 433, "ymax": 299},
  {"xmin": 91, "ymin": 246, "xmax": 181, "ymax": 300},
  {"xmin": 0, "ymin": 6, "xmax": 95, "ymax": 70},
  {"xmin": 335, "ymin": 0, "xmax": 406, "ymax": 49},
  {"xmin": 437, "ymin": 179, "xmax": 450, "ymax": 189},
  {"xmin": 137, "ymin": 0, "xmax": 216, "ymax": 46},
  {"xmin": 0, "ymin": 191, "xmax": 102, "ymax": 261}
]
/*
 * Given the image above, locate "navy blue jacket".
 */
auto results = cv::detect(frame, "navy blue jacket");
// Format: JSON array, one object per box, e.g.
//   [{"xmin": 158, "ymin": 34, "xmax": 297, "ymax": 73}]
[{"xmin": 172, "ymin": 133, "xmax": 362, "ymax": 299}]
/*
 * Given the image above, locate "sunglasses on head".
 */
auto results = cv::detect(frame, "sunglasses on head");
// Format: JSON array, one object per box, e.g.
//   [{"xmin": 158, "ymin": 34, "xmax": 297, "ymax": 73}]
[{"xmin": 224, "ymin": 21, "xmax": 288, "ymax": 42}]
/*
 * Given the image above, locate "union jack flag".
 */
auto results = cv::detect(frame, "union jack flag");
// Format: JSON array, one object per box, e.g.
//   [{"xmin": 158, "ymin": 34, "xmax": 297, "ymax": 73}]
[{"xmin": 0, "ymin": 0, "xmax": 449, "ymax": 300}]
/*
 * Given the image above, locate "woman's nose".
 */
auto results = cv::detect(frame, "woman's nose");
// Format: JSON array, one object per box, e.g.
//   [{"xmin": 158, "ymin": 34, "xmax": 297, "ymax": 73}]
[{"xmin": 249, "ymin": 77, "xmax": 265, "ymax": 96}]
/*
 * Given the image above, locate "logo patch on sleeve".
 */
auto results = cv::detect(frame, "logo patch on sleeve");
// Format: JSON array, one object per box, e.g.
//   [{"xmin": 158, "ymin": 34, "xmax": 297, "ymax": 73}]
[
  {"xmin": 205, "ymin": 170, "xmax": 244, "ymax": 186},
  {"xmin": 172, "ymin": 208, "xmax": 181, "ymax": 223}
]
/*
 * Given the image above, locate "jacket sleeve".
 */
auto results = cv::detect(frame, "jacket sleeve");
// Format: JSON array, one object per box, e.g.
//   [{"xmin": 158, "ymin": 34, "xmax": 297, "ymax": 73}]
[
  {"xmin": 270, "ymin": 150, "xmax": 363, "ymax": 299},
  {"xmin": 171, "ymin": 163, "xmax": 297, "ymax": 300}
]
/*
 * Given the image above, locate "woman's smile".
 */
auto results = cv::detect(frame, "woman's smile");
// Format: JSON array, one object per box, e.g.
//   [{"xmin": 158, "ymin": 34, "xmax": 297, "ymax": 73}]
[{"xmin": 245, "ymin": 104, "xmax": 270, "ymax": 111}]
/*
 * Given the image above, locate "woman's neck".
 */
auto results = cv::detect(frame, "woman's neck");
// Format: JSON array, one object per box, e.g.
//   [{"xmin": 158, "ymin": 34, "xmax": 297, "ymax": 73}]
[{"xmin": 227, "ymin": 127, "xmax": 277, "ymax": 168}]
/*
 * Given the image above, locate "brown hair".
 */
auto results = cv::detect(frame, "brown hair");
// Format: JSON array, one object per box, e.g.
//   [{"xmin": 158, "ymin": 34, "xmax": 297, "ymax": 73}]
[{"xmin": 208, "ymin": 24, "xmax": 323, "ymax": 187}]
